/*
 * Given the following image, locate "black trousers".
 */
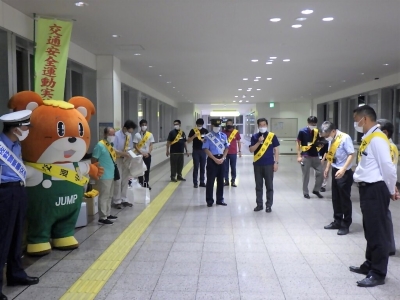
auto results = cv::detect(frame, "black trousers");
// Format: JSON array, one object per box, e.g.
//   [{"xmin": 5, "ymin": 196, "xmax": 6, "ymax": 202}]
[
  {"xmin": 138, "ymin": 155, "xmax": 151, "ymax": 186},
  {"xmin": 206, "ymin": 156, "xmax": 225, "ymax": 204},
  {"xmin": 254, "ymin": 164, "xmax": 274, "ymax": 207},
  {"xmin": 192, "ymin": 149, "xmax": 207, "ymax": 185},
  {"xmin": 359, "ymin": 181, "xmax": 391, "ymax": 278},
  {"xmin": 0, "ymin": 184, "xmax": 28, "ymax": 293},
  {"xmin": 170, "ymin": 153, "xmax": 184, "ymax": 179},
  {"xmin": 331, "ymin": 168, "xmax": 353, "ymax": 228}
]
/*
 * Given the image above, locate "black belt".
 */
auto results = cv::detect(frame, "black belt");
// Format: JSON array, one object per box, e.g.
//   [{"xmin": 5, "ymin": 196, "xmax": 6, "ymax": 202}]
[
  {"xmin": 357, "ymin": 181, "xmax": 383, "ymax": 187},
  {"xmin": 211, "ymin": 154, "xmax": 223, "ymax": 158},
  {"xmin": 0, "ymin": 181, "xmax": 25, "ymax": 188}
]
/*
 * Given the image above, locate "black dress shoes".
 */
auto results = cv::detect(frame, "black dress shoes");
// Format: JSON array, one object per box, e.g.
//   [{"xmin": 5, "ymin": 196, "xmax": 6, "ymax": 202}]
[
  {"xmin": 337, "ymin": 228, "xmax": 349, "ymax": 235},
  {"xmin": 304, "ymin": 194, "xmax": 310, "ymax": 199},
  {"xmin": 312, "ymin": 191, "xmax": 324, "ymax": 198},
  {"xmin": 231, "ymin": 182, "xmax": 237, "ymax": 187},
  {"xmin": 7, "ymin": 276, "xmax": 39, "ymax": 286},
  {"xmin": 320, "ymin": 187, "xmax": 326, "ymax": 192},
  {"xmin": 207, "ymin": 203, "xmax": 213, "ymax": 207},
  {"xmin": 349, "ymin": 266, "xmax": 369, "ymax": 275},
  {"xmin": 171, "ymin": 178, "xmax": 177, "ymax": 182},
  {"xmin": 194, "ymin": 184, "xmax": 198, "ymax": 188},
  {"xmin": 199, "ymin": 183, "xmax": 206, "ymax": 187},
  {"xmin": 1, "ymin": 293, "xmax": 7, "ymax": 300},
  {"xmin": 324, "ymin": 222, "xmax": 341, "ymax": 230},
  {"xmin": 254, "ymin": 205, "xmax": 263, "ymax": 211},
  {"xmin": 357, "ymin": 275, "xmax": 385, "ymax": 287},
  {"xmin": 389, "ymin": 251, "xmax": 396, "ymax": 256},
  {"xmin": 265, "ymin": 207, "xmax": 272, "ymax": 213},
  {"xmin": 177, "ymin": 177, "xmax": 186, "ymax": 181},
  {"xmin": 224, "ymin": 182, "xmax": 229, "ymax": 186},
  {"xmin": 216, "ymin": 202, "xmax": 227, "ymax": 206}
]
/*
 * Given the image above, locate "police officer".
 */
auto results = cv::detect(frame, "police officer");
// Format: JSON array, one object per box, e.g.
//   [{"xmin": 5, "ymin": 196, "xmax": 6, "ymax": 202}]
[
  {"xmin": 296, "ymin": 116, "xmax": 324, "ymax": 199},
  {"xmin": 0, "ymin": 111, "xmax": 39, "ymax": 300},
  {"xmin": 377, "ymin": 119, "xmax": 397, "ymax": 256},
  {"xmin": 202, "ymin": 119, "xmax": 229, "ymax": 207},
  {"xmin": 187, "ymin": 118, "xmax": 208, "ymax": 188},
  {"xmin": 319, "ymin": 121, "xmax": 355, "ymax": 236},
  {"xmin": 350, "ymin": 105, "xmax": 397, "ymax": 287}
]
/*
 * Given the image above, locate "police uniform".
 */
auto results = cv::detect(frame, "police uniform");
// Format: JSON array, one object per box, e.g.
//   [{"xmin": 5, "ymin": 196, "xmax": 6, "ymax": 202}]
[
  {"xmin": 323, "ymin": 130, "xmax": 354, "ymax": 234},
  {"xmin": 0, "ymin": 111, "xmax": 39, "ymax": 300},
  {"xmin": 351, "ymin": 125, "xmax": 396, "ymax": 286},
  {"xmin": 202, "ymin": 119, "xmax": 229, "ymax": 207}
]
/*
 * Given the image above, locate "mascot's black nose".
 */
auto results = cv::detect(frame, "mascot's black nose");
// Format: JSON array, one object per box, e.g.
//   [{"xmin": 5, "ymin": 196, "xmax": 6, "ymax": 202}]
[{"xmin": 68, "ymin": 137, "xmax": 77, "ymax": 143}]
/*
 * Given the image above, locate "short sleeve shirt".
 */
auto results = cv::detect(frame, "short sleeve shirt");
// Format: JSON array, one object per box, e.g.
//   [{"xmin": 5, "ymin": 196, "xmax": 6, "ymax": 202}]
[
  {"xmin": 297, "ymin": 127, "xmax": 320, "ymax": 157},
  {"xmin": 133, "ymin": 131, "xmax": 155, "ymax": 154},
  {"xmin": 223, "ymin": 130, "xmax": 241, "ymax": 154},
  {"xmin": 250, "ymin": 131, "xmax": 280, "ymax": 166},
  {"xmin": 188, "ymin": 128, "xmax": 209, "ymax": 150},
  {"xmin": 202, "ymin": 131, "xmax": 229, "ymax": 155},
  {"xmin": 168, "ymin": 129, "xmax": 187, "ymax": 153},
  {"xmin": 92, "ymin": 141, "xmax": 115, "ymax": 180}
]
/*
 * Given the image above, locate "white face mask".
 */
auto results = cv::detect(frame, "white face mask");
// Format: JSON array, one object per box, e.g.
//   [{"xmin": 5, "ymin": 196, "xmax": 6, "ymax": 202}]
[
  {"xmin": 309, "ymin": 125, "xmax": 317, "ymax": 130},
  {"xmin": 14, "ymin": 128, "xmax": 29, "ymax": 141},
  {"xmin": 125, "ymin": 131, "xmax": 130, "ymax": 136},
  {"xmin": 174, "ymin": 125, "xmax": 180, "ymax": 130},
  {"xmin": 213, "ymin": 127, "xmax": 220, "ymax": 133},
  {"xmin": 325, "ymin": 136, "xmax": 333, "ymax": 142},
  {"xmin": 141, "ymin": 126, "xmax": 147, "ymax": 131},
  {"xmin": 259, "ymin": 127, "xmax": 268, "ymax": 133},
  {"xmin": 197, "ymin": 126, "xmax": 202, "ymax": 129},
  {"xmin": 107, "ymin": 136, "xmax": 115, "ymax": 143},
  {"xmin": 354, "ymin": 119, "xmax": 364, "ymax": 133}
]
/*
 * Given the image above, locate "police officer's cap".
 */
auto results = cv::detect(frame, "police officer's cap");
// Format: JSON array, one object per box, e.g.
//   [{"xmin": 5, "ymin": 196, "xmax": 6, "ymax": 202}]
[
  {"xmin": 0, "ymin": 110, "xmax": 32, "ymax": 127},
  {"xmin": 211, "ymin": 119, "xmax": 222, "ymax": 127}
]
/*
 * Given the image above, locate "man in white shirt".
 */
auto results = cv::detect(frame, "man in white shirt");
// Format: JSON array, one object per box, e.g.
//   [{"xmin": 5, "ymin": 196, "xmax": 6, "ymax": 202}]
[
  {"xmin": 133, "ymin": 119, "xmax": 155, "ymax": 190},
  {"xmin": 350, "ymin": 105, "xmax": 397, "ymax": 288},
  {"xmin": 112, "ymin": 120, "xmax": 137, "ymax": 209},
  {"xmin": 377, "ymin": 119, "xmax": 398, "ymax": 256}
]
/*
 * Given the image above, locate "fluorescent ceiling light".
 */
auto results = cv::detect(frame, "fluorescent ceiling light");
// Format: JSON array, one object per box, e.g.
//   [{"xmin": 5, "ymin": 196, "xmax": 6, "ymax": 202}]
[
  {"xmin": 235, "ymin": 96, "xmax": 238, "ymax": 97},
  {"xmin": 112, "ymin": 34, "xmax": 119, "ymax": 38},
  {"xmin": 254, "ymin": 79, "xmax": 259, "ymax": 82},
  {"xmin": 239, "ymin": 100, "xmax": 243, "ymax": 103},
  {"xmin": 296, "ymin": 17, "xmax": 307, "ymax": 21},
  {"xmin": 251, "ymin": 59, "xmax": 259, "ymax": 62},
  {"xmin": 292, "ymin": 24, "xmax": 302, "ymax": 28},
  {"xmin": 301, "ymin": 9, "xmax": 314, "ymax": 15},
  {"xmin": 257, "ymin": 89, "xmax": 261, "ymax": 91},
  {"xmin": 134, "ymin": 53, "xmax": 141, "ymax": 56},
  {"xmin": 238, "ymin": 89, "xmax": 242, "ymax": 91},
  {"xmin": 283, "ymin": 59, "xmax": 290, "ymax": 62},
  {"xmin": 266, "ymin": 62, "xmax": 273, "ymax": 64},
  {"xmin": 167, "ymin": 81, "xmax": 171, "ymax": 83},
  {"xmin": 243, "ymin": 78, "xmax": 248, "ymax": 80},
  {"xmin": 383, "ymin": 63, "xmax": 389, "ymax": 66},
  {"xmin": 148, "ymin": 65, "xmax": 153, "ymax": 68},
  {"xmin": 256, "ymin": 77, "xmax": 261, "ymax": 79},
  {"xmin": 322, "ymin": 17, "xmax": 334, "ymax": 21},
  {"xmin": 210, "ymin": 110, "xmax": 240, "ymax": 117},
  {"xmin": 75, "ymin": 2, "xmax": 88, "ymax": 7},
  {"xmin": 270, "ymin": 57, "xmax": 277, "ymax": 59},
  {"xmin": 270, "ymin": 18, "xmax": 281, "ymax": 22},
  {"xmin": 267, "ymin": 78, "xmax": 272, "ymax": 80},
  {"xmin": 246, "ymin": 100, "xmax": 249, "ymax": 102},
  {"xmin": 251, "ymin": 96, "xmax": 254, "ymax": 98}
]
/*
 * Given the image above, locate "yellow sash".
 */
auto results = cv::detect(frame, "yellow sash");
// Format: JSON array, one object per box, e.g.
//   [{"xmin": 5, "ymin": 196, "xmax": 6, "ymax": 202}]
[
  {"xmin": 137, "ymin": 131, "xmax": 152, "ymax": 150},
  {"xmin": 254, "ymin": 132, "xmax": 275, "ymax": 162},
  {"xmin": 228, "ymin": 129, "xmax": 238, "ymax": 143},
  {"xmin": 171, "ymin": 130, "xmax": 183, "ymax": 145},
  {"xmin": 193, "ymin": 128, "xmax": 203, "ymax": 142},
  {"xmin": 326, "ymin": 133, "xmax": 344, "ymax": 163},
  {"xmin": 25, "ymin": 162, "xmax": 88, "ymax": 186},
  {"xmin": 124, "ymin": 134, "xmax": 130, "ymax": 151},
  {"xmin": 390, "ymin": 143, "xmax": 399, "ymax": 165},
  {"xmin": 301, "ymin": 129, "xmax": 321, "ymax": 152},
  {"xmin": 100, "ymin": 140, "xmax": 117, "ymax": 162},
  {"xmin": 358, "ymin": 132, "xmax": 390, "ymax": 163}
]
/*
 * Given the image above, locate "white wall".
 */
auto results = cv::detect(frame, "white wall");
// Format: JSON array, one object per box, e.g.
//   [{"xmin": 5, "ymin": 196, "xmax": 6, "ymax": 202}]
[
  {"xmin": 177, "ymin": 103, "xmax": 196, "ymax": 133},
  {"xmin": 312, "ymin": 72, "xmax": 400, "ymax": 114},
  {"xmin": 255, "ymin": 102, "xmax": 312, "ymax": 154}
]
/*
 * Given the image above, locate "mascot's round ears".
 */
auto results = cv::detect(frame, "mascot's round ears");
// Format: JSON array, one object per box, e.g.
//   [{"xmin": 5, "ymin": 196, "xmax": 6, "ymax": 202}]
[{"xmin": 8, "ymin": 92, "xmax": 96, "ymax": 122}]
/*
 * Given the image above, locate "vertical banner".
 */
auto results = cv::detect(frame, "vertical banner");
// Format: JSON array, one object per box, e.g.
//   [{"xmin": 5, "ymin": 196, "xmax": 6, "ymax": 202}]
[{"xmin": 34, "ymin": 18, "xmax": 73, "ymax": 100}]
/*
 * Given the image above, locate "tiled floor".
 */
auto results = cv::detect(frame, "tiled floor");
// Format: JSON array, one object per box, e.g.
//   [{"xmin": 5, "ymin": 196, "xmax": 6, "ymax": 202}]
[{"xmin": 4, "ymin": 155, "xmax": 400, "ymax": 300}]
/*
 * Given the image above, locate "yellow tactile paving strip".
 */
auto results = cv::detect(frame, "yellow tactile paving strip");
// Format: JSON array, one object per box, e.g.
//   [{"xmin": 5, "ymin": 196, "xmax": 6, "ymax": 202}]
[{"xmin": 60, "ymin": 160, "xmax": 193, "ymax": 300}]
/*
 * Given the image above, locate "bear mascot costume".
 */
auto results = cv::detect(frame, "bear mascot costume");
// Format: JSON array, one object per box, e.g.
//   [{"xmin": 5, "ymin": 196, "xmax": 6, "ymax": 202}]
[{"xmin": 8, "ymin": 91, "xmax": 103, "ymax": 256}]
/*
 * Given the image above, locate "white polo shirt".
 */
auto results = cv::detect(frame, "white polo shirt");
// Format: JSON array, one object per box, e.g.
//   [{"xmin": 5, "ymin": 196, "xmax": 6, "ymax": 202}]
[{"xmin": 133, "ymin": 131, "xmax": 155, "ymax": 154}]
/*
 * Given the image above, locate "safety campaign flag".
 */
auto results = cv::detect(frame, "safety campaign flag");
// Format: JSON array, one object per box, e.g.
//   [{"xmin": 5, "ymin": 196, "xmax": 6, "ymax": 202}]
[{"xmin": 34, "ymin": 18, "xmax": 73, "ymax": 101}]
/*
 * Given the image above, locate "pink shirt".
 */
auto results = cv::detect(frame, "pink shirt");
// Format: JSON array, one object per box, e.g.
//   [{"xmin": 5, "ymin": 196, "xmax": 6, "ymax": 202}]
[{"xmin": 223, "ymin": 130, "xmax": 241, "ymax": 154}]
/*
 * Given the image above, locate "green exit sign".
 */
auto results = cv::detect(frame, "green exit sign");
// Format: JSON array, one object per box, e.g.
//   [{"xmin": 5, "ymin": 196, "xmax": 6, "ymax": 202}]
[{"xmin": 270, "ymin": 102, "xmax": 275, "ymax": 108}]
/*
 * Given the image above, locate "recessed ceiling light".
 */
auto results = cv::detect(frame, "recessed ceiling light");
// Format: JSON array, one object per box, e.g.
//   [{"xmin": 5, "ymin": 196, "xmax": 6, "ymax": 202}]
[
  {"xmin": 342, "ymin": 80, "xmax": 346, "ymax": 82},
  {"xmin": 148, "ymin": 65, "xmax": 153, "ymax": 68},
  {"xmin": 296, "ymin": 17, "xmax": 307, "ymax": 21},
  {"xmin": 267, "ymin": 78, "xmax": 272, "ymax": 80},
  {"xmin": 239, "ymin": 100, "xmax": 243, "ymax": 103},
  {"xmin": 329, "ymin": 86, "xmax": 332, "ymax": 87},
  {"xmin": 173, "ymin": 87, "xmax": 176, "ymax": 88},
  {"xmin": 246, "ymin": 100, "xmax": 249, "ymax": 102},
  {"xmin": 292, "ymin": 24, "xmax": 302, "ymax": 28},
  {"xmin": 384, "ymin": 63, "xmax": 389, "ymax": 66},
  {"xmin": 256, "ymin": 77, "xmax": 261, "ymax": 79},
  {"xmin": 360, "ymin": 73, "xmax": 365, "ymax": 75},
  {"xmin": 270, "ymin": 57, "xmax": 277, "ymax": 59},
  {"xmin": 251, "ymin": 59, "xmax": 259, "ymax": 62},
  {"xmin": 159, "ymin": 75, "xmax": 162, "ymax": 76},
  {"xmin": 112, "ymin": 34, "xmax": 120, "ymax": 38},
  {"xmin": 243, "ymin": 95, "xmax": 246, "ymax": 98},
  {"xmin": 257, "ymin": 89, "xmax": 261, "ymax": 91},
  {"xmin": 75, "ymin": 2, "xmax": 88, "ymax": 7},
  {"xmin": 283, "ymin": 59, "xmax": 290, "ymax": 62},
  {"xmin": 167, "ymin": 81, "xmax": 171, "ymax": 83},
  {"xmin": 266, "ymin": 62, "xmax": 273, "ymax": 65},
  {"xmin": 243, "ymin": 78, "xmax": 248, "ymax": 80},
  {"xmin": 251, "ymin": 96, "xmax": 254, "ymax": 98},
  {"xmin": 322, "ymin": 17, "xmax": 334, "ymax": 21},
  {"xmin": 134, "ymin": 53, "xmax": 141, "ymax": 56},
  {"xmin": 235, "ymin": 96, "xmax": 238, "ymax": 97},
  {"xmin": 254, "ymin": 79, "xmax": 259, "ymax": 82},
  {"xmin": 301, "ymin": 9, "xmax": 314, "ymax": 15},
  {"xmin": 270, "ymin": 18, "xmax": 281, "ymax": 22},
  {"xmin": 233, "ymin": 100, "xmax": 236, "ymax": 102},
  {"xmin": 238, "ymin": 89, "xmax": 242, "ymax": 91}
]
